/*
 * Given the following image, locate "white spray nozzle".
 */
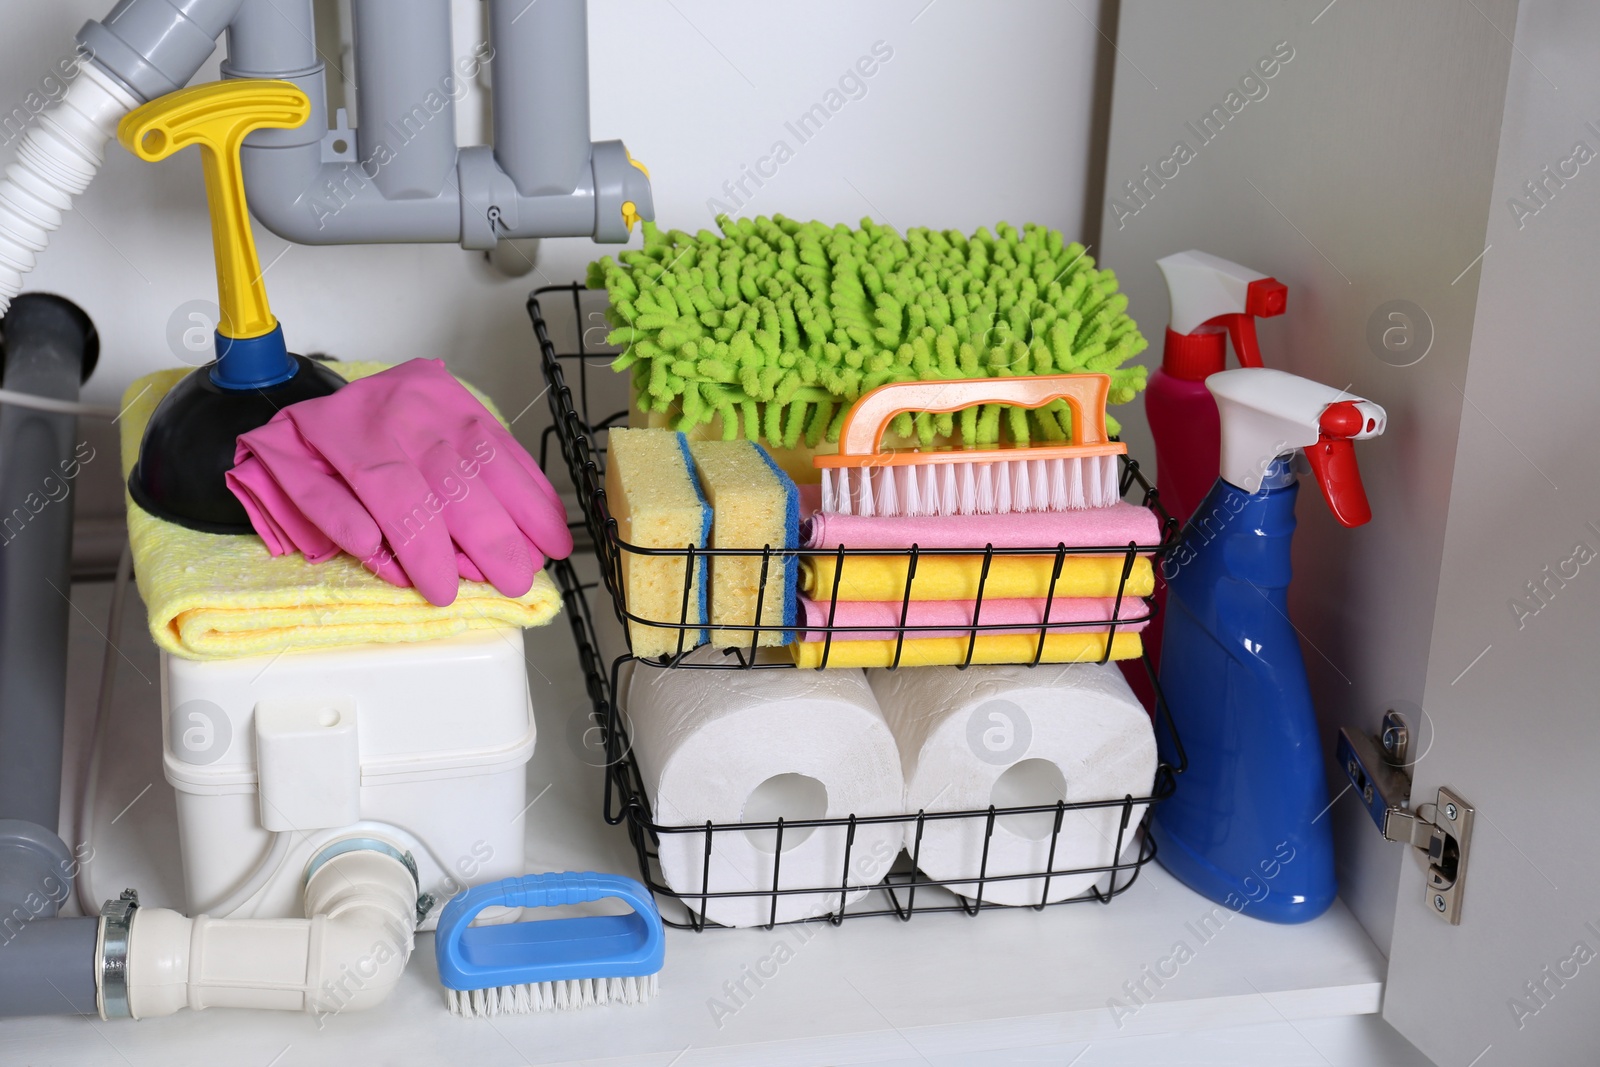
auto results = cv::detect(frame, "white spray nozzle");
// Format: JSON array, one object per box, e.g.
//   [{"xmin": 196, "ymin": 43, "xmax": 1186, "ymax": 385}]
[
  {"xmin": 1208, "ymin": 367, "xmax": 1386, "ymax": 527},
  {"xmin": 1157, "ymin": 250, "xmax": 1287, "ymax": 371}
]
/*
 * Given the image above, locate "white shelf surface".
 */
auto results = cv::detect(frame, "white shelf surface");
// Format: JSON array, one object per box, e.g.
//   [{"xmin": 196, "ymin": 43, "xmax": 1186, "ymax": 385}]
[{"xmin": 0, "ymin": 579, "xmax": 1417, "ymax": 1067}]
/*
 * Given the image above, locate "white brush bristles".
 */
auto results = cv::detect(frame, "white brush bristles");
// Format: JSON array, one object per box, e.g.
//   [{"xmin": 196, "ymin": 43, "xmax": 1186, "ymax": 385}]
[
  {"xmin": 1084, "ymin": 453, "xmax": 1102, "ymax": 508},
  {"xmin": 1048, "ymin": 459, "xmax": 1068, "ymax": 511},
  {"xmin": 821, "ymin": 455, "xmax": 1121, "ymax": 516},
  {"xmin": 447, "ymin": 973, "xmax": 660, "ymax": 1017},
  {"xmin": 957, "ymin": 463, "xmax": 978, "ymax": 513},
  {"xmin": 877, "ymin": 464, "xmax": 897, "ymax": 517},
  {"xmin": 975, "ymin": 463, "xmax": 997, "ymax": 514},
  {"xmin": 1012, "ymin": 460, "xmax": 1031, "ymax": 512},
  {"xmin": 902, "ymin": 462, "xmax": 922, "ymax": 516},
  {"xmin": 938, "ymin": 465, "xmax": 959, "ymax": 516}
]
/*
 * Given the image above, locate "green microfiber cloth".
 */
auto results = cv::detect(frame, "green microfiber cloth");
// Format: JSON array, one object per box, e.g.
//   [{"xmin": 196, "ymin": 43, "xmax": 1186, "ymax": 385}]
[{"xmin": 587, "ymin": 215, "xmax": 1148, "ymax": 451}]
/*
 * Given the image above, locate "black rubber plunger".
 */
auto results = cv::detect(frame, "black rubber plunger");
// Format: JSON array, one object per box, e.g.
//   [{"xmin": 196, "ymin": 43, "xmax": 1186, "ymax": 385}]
[
  {"xmin": 128, "ymin": 346, "xmax": 344, "ymax": 533},
  {"xmin": 116, "ymin": 79, "xmax": 349, "ymax": 533}
]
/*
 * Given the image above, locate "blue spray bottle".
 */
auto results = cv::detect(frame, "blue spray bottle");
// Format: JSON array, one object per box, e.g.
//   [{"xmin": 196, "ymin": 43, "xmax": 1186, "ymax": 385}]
[{"xmin": 1152, "ymin": 368, "xmax": 1387, "ymax": 924}]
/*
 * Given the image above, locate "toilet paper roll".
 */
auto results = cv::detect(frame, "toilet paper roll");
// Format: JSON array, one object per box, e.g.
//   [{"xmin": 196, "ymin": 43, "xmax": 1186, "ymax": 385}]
[
  {"xmin": 869, "ymin": 662, "xmax": 1155, "ymax": 906},
  {"xmin": 627, "ymin": 647, "xmax": 904, "ymax": 927}
]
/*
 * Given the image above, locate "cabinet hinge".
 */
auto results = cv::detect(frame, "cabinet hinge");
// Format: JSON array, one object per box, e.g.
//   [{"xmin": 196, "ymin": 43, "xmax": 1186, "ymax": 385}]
[{"xmin": 1337, "ymin": 711, "xmax": 1474, "ymax": 925}]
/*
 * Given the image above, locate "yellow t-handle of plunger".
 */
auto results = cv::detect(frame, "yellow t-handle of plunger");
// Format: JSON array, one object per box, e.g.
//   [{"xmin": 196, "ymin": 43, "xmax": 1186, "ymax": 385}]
[{"xmin": 117, "ymin": 81, "xmax": 310, "ymax": 343}]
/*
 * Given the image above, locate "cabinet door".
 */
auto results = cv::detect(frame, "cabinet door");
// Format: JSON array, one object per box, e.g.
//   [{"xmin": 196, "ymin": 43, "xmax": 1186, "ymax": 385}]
[
  {"xmin": 1103, "ymin": 0, "xmax": 1600, "ymax": 1060},
  {"xmin": 1382, "ymin": 1, "xmax": 1600, "ymax": 1062},
  {"xmin": 1102, "ymin": 0, "xmax": 1516, "ymax": 966}
]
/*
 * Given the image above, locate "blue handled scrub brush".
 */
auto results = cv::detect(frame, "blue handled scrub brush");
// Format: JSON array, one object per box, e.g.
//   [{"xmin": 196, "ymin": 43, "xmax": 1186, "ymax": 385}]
[{"xmin": 435, "ymin": 872, "xmax": 665, "ymax": 1017}]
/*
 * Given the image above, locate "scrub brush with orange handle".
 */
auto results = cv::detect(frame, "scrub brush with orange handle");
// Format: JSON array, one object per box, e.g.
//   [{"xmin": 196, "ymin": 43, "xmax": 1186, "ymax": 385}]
[{"xmin": 813, "ymin": 373, "xmax": 1126, "ymax": 516}]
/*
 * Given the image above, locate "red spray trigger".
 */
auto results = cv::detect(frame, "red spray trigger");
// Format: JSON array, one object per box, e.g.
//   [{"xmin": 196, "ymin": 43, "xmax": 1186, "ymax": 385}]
[
  {"xmin": 1217, "ymin": 277, "xmax": 1288, "ymax": 370},
  {"xmin": 1304, "ymin": 401, "xmax": 1372, "ymax": 527}
]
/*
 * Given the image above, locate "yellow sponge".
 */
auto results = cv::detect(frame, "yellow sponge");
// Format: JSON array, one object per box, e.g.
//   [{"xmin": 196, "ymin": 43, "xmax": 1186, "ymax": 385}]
[
  {"xmin": 604, "ymin": 428, "xmax": 711, "ymax": 659},
  {"xmin": 688, "ymin": 440, "xmax": 799, "ymax": 648}
]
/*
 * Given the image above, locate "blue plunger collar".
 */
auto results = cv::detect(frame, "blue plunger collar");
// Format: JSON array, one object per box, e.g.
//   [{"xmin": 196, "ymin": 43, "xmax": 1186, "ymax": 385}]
[{"xmin": 211, "ymin": 323, "xmax": 298, "ymax": 390}]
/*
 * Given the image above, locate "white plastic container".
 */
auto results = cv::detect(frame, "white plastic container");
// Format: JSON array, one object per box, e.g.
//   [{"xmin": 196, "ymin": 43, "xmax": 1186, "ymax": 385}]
[{"xmin": 160, "ymin": 628, "xmax": 535, "ymax": 928}]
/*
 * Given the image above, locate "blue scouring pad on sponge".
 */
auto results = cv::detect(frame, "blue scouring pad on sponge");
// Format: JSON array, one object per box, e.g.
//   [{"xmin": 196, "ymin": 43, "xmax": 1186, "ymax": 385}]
[{"xmin": 688, "ymin": 438, "xmax": 799, "ymax": 648}]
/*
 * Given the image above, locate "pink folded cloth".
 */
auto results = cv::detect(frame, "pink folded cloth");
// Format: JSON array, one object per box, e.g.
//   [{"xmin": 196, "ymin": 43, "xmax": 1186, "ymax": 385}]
[
  {"xmin": 798, "ymin": 485, "xmax": 1163, "ymax": 550},
  {"xmin": 797, "ymin": 596, "xmax": 1151, "ymax": 642}
]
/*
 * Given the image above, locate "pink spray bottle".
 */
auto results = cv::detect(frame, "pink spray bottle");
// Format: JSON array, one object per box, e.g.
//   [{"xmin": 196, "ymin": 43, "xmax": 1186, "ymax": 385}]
[
  {"xmin": 1148, "ymin": 250, "xmax": 1288, "ymax": 525},
  {"xmin": 1127, "ymin": 252, "xmax": 1287, "ymax": 711}
]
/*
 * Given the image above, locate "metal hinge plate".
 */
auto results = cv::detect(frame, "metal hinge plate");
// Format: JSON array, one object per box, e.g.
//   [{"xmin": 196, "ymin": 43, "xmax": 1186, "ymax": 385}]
[{"xmin": 1337, "ymin": 712, "xmax": 1474, "ymax": 925}]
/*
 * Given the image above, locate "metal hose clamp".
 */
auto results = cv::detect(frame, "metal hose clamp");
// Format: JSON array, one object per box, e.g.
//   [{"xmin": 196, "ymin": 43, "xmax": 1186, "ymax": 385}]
[
  {"xmin": 98, "ymin": 888, "xmax": 139, "ymax": 1020},
  {"xmin": 304, "ymin": 837, "xmax": 430, "ymax": 923}
]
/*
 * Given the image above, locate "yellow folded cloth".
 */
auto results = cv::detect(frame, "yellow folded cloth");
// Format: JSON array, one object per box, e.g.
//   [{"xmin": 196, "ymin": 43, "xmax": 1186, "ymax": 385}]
[
  {"xmin": 791, "ymin": 631, "xmax": 1143, "ymax": 668},
  {"xmin": 800, "ymin": 553, "xmax": 1155, "ymax": 602},
  {"xmin": 121, "ymin": 362, "xmax": 560, "ymax": 660}
]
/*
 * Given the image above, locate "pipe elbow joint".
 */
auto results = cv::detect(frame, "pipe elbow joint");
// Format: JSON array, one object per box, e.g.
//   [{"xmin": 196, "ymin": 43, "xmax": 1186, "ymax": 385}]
[
  {"xmin": 302, "ymin": 848, "xmax": 417, "ymax": 1017},
  {"xmin": 460, "ymin": 140, "xmax": 656, "ymax": 251},
  {"xmin": 305, "ymin": 906, "xmax": 413, "ymax": 1017},
  {"xmin": 592, "ymin": 140, "xmax": 654, "ymax": 243},
  {"xmin": 78, "ymin": 0, "xmax": 248, "ymax": 103},
  {"xmin": 242, "ymin": 144, "xmax": 464, "ymax": 247},
  {"xmin": 117, "ymin": 843, "xmax": 419, "ymax": 1020},
  {"xmin": 236, "ymin": 144, "xmax": 334, "ymax": 244}
]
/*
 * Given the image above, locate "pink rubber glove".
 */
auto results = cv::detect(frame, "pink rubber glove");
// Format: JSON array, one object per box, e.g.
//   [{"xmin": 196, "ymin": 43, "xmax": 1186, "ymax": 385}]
[
  {"xmin": 227, "ymin": 419, "xmax": 408, "ymax": 588},
  {"xmin": 232, "ymin": 359, "xmax": 571, "ymax": 605},
  {"xmin": 230, "ymin": 418, "xmax": 550, "ymax": 591},
  {"xmin": 227, "ymin": 420, "xmax": 342, "ymax": 564}
]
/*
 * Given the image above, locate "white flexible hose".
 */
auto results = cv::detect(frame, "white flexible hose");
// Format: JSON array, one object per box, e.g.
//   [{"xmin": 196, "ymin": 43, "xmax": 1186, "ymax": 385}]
[
  {"xmin": 200, "ymin": 830, "xmax": 289, "ymax": 918},
  {"xmin": 77, "ymin": 545, "xmax": 291, "ymax": 920},
  {"xmin": 75, "ymin": 538, "xmax": 133, "ymax": 916},
  {"xmin": 0, "ymin": 62, "xmax": 138, "ymax": 317}
]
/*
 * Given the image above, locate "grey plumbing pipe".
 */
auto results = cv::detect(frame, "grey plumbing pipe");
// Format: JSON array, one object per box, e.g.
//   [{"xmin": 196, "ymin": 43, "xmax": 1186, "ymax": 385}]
[
  {"xmin": 0, "ymin": 295, "xmax": 98, "ymax": 1018},
  {"xmin": 0, "ymin": 0, "xmax": 653, "ymax": 310},
  {"xmin": 352, "ymin": 0, "xmax": 457, "ymax": 201},
  {"xmin": 79, "ymin": 0, "xmax": 653, "ymax": 247},
  {"xmin": 78, "ymin": 0, "xmax": 246, "ymax": 102},
  {"xmin": 220, "ymin": 0, "xmax": 463, "ymax": 244},
  {"xmin": 0, "ymin": 822, "xmax": 97, "ymax": 1017},
  {"xmin": 0, "ymin": 295, "xmax": 93, "ymax": 829},
  {"xmin": 492, "ymin": 0, "xmax": 591, "ymax": 198}
]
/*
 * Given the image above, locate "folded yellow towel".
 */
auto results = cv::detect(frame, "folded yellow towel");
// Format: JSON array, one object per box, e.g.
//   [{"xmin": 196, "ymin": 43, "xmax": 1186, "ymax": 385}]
[
  {"xmin": 791, "ymin": 631, "xmax": 1143, "ymax": 668},
  {"xmin": 800, "ymin": 554, "xmax": 1155, "ymax": 602},
  {"xmin": 121, "ymin": 362, "xmax": 560, "ymax": 660}
]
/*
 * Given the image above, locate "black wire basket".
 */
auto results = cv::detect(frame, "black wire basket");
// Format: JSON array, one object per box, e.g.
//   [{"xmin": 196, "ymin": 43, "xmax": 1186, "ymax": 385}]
[{"xmin": 529, "ymin": 283, "xmax": 1187, "ymax": 930}]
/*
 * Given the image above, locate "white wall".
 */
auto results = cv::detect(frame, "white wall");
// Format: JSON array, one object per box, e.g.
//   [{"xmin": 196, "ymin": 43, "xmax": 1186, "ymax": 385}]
[{"xmin": 0, "ymin": 0, "xmax": 1103, "ymax": 557}]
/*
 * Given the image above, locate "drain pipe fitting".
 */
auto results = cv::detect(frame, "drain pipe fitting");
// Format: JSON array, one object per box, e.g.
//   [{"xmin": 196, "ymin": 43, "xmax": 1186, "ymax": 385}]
[{"xmin": 105, "ymin": 840, "xmax": 422, "ymax": 1019}]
